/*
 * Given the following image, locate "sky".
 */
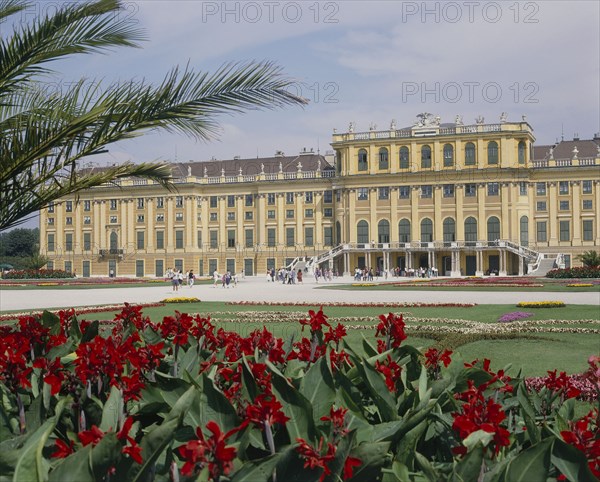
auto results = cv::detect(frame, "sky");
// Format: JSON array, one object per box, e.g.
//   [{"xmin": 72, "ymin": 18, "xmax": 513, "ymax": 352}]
[{"xmin": 4, "ymin": 0, "xmax": 600, "ymax": 228}]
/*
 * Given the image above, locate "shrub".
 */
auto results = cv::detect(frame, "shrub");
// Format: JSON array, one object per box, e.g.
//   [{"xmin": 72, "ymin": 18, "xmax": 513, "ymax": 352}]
[
  {"xmin": 517, "ymin": 301, "xmax": 566, "ymax": 308},
  {"xmin": 546, "ymin": 266, "xmax": 600, "ymax": 279},
  {"xmin": 160, "ymin": 297, "xmax": 201, "ymax": 303},
  {"xmin": 1, "ymin": 268, "xmax": 74, "ymax": 279}
]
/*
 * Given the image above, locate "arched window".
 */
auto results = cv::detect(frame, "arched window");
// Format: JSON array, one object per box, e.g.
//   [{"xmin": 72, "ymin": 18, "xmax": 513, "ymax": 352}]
[
  {"xmin": 518, "ymin": 141, "xmax": 526, "ymax": 164},
  {"xmin": 110, "ymin": 231, "xmax": 118, "ymax": 250},
  {"xmin": 487, "ymin": 216, "xmax": 501, "ymax": 241},
  {"xmin": 357, "ymin": 220, "xmax": 369, "ymax": 244},
  {"xmin": 443, "ymin": 218, "xmax": 456, "ymax": 243},
  {"xmin": 398, "ymin": 219, "xmax": 411, "ymax": 243},
  {"xmin": 358, "ymin": 149, "xmax": 368, "ymax": 171},
  {"xmin": 421, "ymin": 145, "xmax": 432, "ymax": 168},
  {"xmin": 378, "ymin": 148, "xmax": 389, "ymax": 170},
  {"xmin": 443, "ymin": 144, "xmax": 454, "ymax": 167},
  {"xmin": 378, "ymin": 220, "xmax": 390, "ymax": 243},
  {"xmin": 520, "ymin": 216, "xmax": 529, "ymax": 247},
  {"xmin": 335, "ymin": 221, "xmax": 342, "ymax": 245},
  {"xmin": 399, "ymin": 146, "xmax": 410, "ymax": 169},
  {"xmin": 487, "ymin": 141, "xmax": 499, "ymax": 164},
  {"xmin": 420, "ymin": 218, "xmax": 433, "ymax": 242},
  {"xmin": 465, "ymin": 142, "xmax": 476, "ymax": 165},
  {"xmin": 464, "ymin": 217, "xmax": 477, "ymax": 245}
]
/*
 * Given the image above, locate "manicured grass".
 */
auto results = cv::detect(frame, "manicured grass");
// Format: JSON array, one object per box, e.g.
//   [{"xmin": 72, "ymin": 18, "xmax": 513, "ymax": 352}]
[
  {"xmin": 65, "ymin": 301, "xmax": 598, "ymax": 378},
  {"xmin": 0, "ymin": 279, "xmax": 213, "ymax": 290},
  {"xmin": 319, "ymin": 281, "xmax": 600, "ymax": 292}
]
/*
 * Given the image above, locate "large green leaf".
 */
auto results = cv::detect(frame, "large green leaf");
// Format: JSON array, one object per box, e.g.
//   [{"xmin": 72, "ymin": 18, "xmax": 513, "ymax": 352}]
[
  {"xmin": 90, "ymin": 432, "xmax": 121, "ymax": 479},
  {"xmin": 347, "ymin": 442, "xmax": 390, "ymax": 482},
  {"xmin": 275, "ymin": 444, "xmax": 323, "ymax": 482},
  {"xmin": 395, "ymin": 419, "xmax": 429, "ymax": 467},
  {"xmin": 100, "ymin": 385, "xmax": 122, "ymax": 432},
  {"xmin": 48, "ymin": 444, "xmax": 94, "ymax": 482},
  {"xmin": 129, "ymin": 417, "xmax": 180, "ymax": 482},
  {"xmin": 516, "ymin": 383, "xmax": 540, "ymax": 444},
  {"xmin": 503, "ymin": 437, "xmax": 552, "ymax": 482},
  {"xmin": 353, "ymin": 358, "xmax": 397, "ymax": 422},
  {"xmin": 551, "ymin": 438, "xmax": 598, "ymax": 482},
  {"xmin": 299, "ymin": 356, "xmax": 336, "ymax": 424},
  {"xmin": 451, "ymin": 445, "xmax": 483, "ymax": 482},
  {"xmin": 184, "ymin": 375, "xmax": 238, "ymax": 433},
  {"xmin": 229, "ymin": 453, "xmax": 281, "ymax": 482},
  {"xmin": 323, "ymin": 431, "xmax": 355, "ymax": 482},
  {"xmin": 13, "ymin": 397, "xmax": 67, "ymax": 482}
]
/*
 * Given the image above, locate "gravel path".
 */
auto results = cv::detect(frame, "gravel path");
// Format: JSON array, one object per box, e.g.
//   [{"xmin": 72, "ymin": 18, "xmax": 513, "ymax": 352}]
[{"xmin": 1, "ymin": 276, "xmax": 598, "ymax": 311}]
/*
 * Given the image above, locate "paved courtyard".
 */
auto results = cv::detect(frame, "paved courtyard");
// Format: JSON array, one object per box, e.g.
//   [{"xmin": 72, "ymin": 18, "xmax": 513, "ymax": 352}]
[{"xmin": 1, "ymin": 276, "xmax": 598, "ymax": 312}]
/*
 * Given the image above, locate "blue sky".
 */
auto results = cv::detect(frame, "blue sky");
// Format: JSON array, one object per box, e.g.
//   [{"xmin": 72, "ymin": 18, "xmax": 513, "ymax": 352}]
[{"xmin": 31, "ymin": 0, "xmax": 600, "ymax": 165}]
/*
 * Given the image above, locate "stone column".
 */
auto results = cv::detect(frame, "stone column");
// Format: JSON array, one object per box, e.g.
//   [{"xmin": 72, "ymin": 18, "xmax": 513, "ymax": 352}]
[{"xmin": 475, "ymin": 250, "xmax": 484, "ymax": 276}]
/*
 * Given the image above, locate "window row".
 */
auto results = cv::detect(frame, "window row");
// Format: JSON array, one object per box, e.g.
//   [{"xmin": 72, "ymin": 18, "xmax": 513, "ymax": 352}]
[
  {"xmin": 356, "ymin": 141, "xmax": 525, "ymax": 171},
  {"xmin": 535, "ymin": 180, "xmax": 594, "ymax": 196}
]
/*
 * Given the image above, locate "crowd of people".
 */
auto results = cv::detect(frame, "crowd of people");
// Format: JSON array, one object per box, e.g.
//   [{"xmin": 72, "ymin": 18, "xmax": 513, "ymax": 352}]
[
  {"xmin": 353, "ymin": 266, "xmax": 439, "ymax": 280},
  {"xmin": 164, "ymin": 268, "xmax": 197, "ymax": 291},
  {"xmin": 264, "ymin": 266, "xmax": 339, "ymax": 284}
]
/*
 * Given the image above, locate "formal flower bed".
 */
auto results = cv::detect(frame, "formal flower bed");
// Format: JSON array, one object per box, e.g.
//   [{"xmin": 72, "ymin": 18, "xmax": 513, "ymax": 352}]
[
  {"xmin": 0, "ymin": 277, "xmax": 170, "ymax": 286},
  {"xmin": 497, "ymin": 311, "xmax": 534, "ymax": 323},
  {"xmin": 0, "ymin": 305, "xmax": 598, "ymax": 481},
  {"xmin": 161, "ymin": 297, "xmax": 201, "ymax": 303},
  {"xmin": 546, "ymin": 266, "xmax": 600, "ymax": 279},
  {"xmin": 229, "ymin": 301, "xmax": 477, "ymax": 308},
  {"xmin": 517, "ymin": 301, "xmax": 566, "ymax": 308},
  {"xmin": 525, "ymin": 364, "xmax": 599, "ymax": 403},
  {"xmin": 567, "ymin": 283, "xmax": 594, "ymax": 287},
  {"xmin": 1, "ymin": 268, "xmax": 74, "ymax": 279},
  {"xmin": 0, "ymin": 302, "xmax": 164, "ymax": 322}
]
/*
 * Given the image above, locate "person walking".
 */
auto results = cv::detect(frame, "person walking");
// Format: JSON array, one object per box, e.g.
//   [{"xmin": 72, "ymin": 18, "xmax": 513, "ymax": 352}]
[
  {"xmin": 297, "ymin": 269, "xmax": 303, "ymax": 284},
  {"xmin": 171, "ymin": 269, "xmax": 179, "ymax": 292},
  {"xmin": 188, "ymin": 270, "xmax": 195, "ymax": 288},
  {"xmin": 213, "ymin": 269, "xmax": 220, "ymax": 288}
]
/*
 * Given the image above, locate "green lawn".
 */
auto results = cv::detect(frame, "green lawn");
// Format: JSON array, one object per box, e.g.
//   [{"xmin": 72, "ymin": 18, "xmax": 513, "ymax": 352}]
[
  {"xmin": 319, "ymin": 281, "xmax": 600, "ymax": 292},
  {"xmin": 58, "ymin": 301, "xmax": 599, "ymax": 378},
  {"xmin": 0, "ymin": 279, "xmax": 212, "ymax": 290}
]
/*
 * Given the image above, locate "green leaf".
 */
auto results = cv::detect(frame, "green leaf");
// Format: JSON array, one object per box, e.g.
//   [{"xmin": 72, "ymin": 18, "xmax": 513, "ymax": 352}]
[
  {"xmin": 414, "ymin": 452, "xmax": 440, "ymax": 482},
  {"xmin": 229, "ymin": 453, "xmax": 280, "ymax": 482},
  {"xmin": 391, "ymin": 461, "xmax": 410, "ymax": 482},
  {"xmin": 14, "ymin": 397, "xmax": 67, "ymax": 482},
  {"xmin": 551, "ymin": 438, "xmax": 598, "ymax": 482},
  {"xmin": 353, "ymin": 357, "xmax": 397, "ymax": 422},
  {"xmin": 503, "ymin": 437, "xmax": 552, "ymax": 482},
  {"xmin": 323, "ymin": 431, "xmax": 355, "ymax": 482},
  {"xmin": 90, "ymin": 432, "xmax": 121, "ymax": 479},
  {"xmin": 462, "ymin": 430, "xmax": 494, "ymax": 452},
  {"xmin": 79, "ymin": 320, "xmax": 99, "ymax": 344},
  {"xmin": 275, "ymin": 444, "xmax": 322, "ymax": 482},
  {"xmin": 48, "ymin": 444, "xmax": 94, "ymax": 482},
  {"xmin": 516, "ymin": 382, "xmax": 540, "ymax": 444},
  {"xmin": 184, "ymin": 375, "xmax": 238, "ymax": 433},
  {"xmin": 452, "ymin": 445, "xmax": 483, "ymax": 482},
  {"xmin": 129, "ymin": 417, "xmax": 180, "ymax": 482},
  {"xmin": 395, "ymin": 420, "xmax": 428, "ymax": 467},
  {"xmin": 100, "ymin": 385, "xmax": 122, "ymax": 432},
  {"xmin": 347, "ymin": 442, "xmax": 390, "ymax": 482},
  {"xmin": 299, "ymin": 356, "xmax": 336, "ymax": 423}
]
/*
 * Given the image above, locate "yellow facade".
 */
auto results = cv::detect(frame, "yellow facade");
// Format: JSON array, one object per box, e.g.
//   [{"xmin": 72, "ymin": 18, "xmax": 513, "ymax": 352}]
[{"xmin": 40, "ymin": 115, "xmax": 600, "ymax": 277}]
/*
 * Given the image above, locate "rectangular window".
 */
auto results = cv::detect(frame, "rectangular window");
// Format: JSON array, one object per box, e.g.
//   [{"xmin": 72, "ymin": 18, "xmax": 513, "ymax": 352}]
[
  {"xmin": 559, "ymin": 200, "xmax": 569, "ymax": 211},
  {"xmin": 324, "ymin": 226, "xmax": 333, "ymax": 246},
  {"xmin": 227, "ymin": 230, "xmax": 236, "ymax": 248},
  {"xmin": 286, "ymin": 192, "xmax": 294, "ymax": 204},
  {"xmin": 210, "ymin": 213, "xmax": 217, "ymax": 221},
  {"xmin": 267, "ymin": 258, "xmax": 275, "ymax": 271},
  {"xmin": 65, "ymin": 217, "xmax": 72, "ymax": 225},
  {"xmin": 536, "ymin": 222, "xmax": 547, "ymax": 242},
  {"xmin": 245, "ymin": 194, "xmax": 253, "ymax": 206},
  {"xmin": 110, "ymin": 216, "xmax": 117, "ymax": 223},
  {"xmin": 286, "ymin": 227, "xmax": 295, "ymax": 247},
  {"xmin": 305, "ymin": 208, "xmax": 313, "ymax": 218},
  {"xmin": 227, "ymin": 195, "xmax": 235, "ymax": 207},
  {"xmin": 209, "ymin": 259, "xmax": 217, "ymax": 275},
  {"xmin": 245, "ymin": 211, "xmax": 253, "ymax": 220},
  {"xmin": 583, "ymin": 200, "xmax": 593, "ymax": 210},
  {"xmin": 47, "ymin": 234, "xmax": 55, "ymax": 252},
  {"xmin": 65, "ymin": 201, "xmax": 73, "ymax": 212},
  {"xmin": 559, "ymin": 181, "xmax": 569, "ymax": 195},
  {"xmin": 210, "ymin": 230, "xmax": 218, "ymax": 249},
  {"xmin": 83, "ymin": 232, "xmax": 91, "ymax": 250},
  {"xmin": 421, "ymin": 185, "xmax": 432, "ymax": 198},
  {"xmin": 47, "ymin": 202, "xmax": 55, "ymax": 213},
  {"xmin": 174, "ymin": 259, "xmax": 183, "ymax": 272},
  {"xmin": 323, "ymin": 190, "xmax": 333, "ymax": 203},
  {"xmin": 84, "ymin": 216, "xmax": 91, "ymax": 225},
  {"xmin": 156, "ymin": 231, "xmax": 164, "ymax": 249},
  {"xmin": 536, "ymin": 182, "xmax": 546, "ymax": 196},
  {"xmin": 357, "ymin": 188, "xmax": 368, "ymax": 201},
  {"xmin": 323, "ymin": 208, "xmax": 333, "ymax": 217},
  {"xmin": 134, "ymin": 260, "xmax": 144, "ymax": 277},
  {"xmin": 286, "ymin": 209, "xmax": 294, "ymax": 219},
  {"xmin": 137, "ymin": 214, "xmax": 145, "ymax": 223},
  {"xmin": 110, "ymin": 199, "xmax": 117, "ymax": 210},
  {"xmin": 47, "ymin": 217, "xmax": 54, "ymax": 225},
  {"xmin": 155, "ymin": 260, "xmax": 164, "ymax": 278},
  {"xmin": 582, "ymin": 180, "xmax": 593, "ymax": 194},
  {"xmin": 175, "ymin": 230, "xmax": 184, "ymax": 249},
  {"xmin": 176, "ymin": 196, "xmax": 184, "ymax": 208},
  {"xmin": 583, "ymin": 220, "xmax": 594, "ymax": 241},
  {"xmin": 46, "ymin": 261, "xmax": 53, "ymax": 270},
  {"xmin": 65, "ymin": 233, "xmax": 73, "ymax": 251},
  {"xmin": 559, "ymin": 220, "xmax": 570, "ymax": 242},
  {"xmin": 519, "ymin": 182, "xmax": 528, "ymax": 195},
  {"xmin": 305, "ymin": 227, "xmax": 314, "ymax": 247},
  {"xmin": 227, "ymin": 212, "xmax": 235, "ymax": 221},
  {"xmin": 267, "ymin": 210, "xmax": 275, "ymax": 219},
  {"xmin": 536, "ymin": 201, "xmax": 547, "ymax": 211},
  {"xmin": 156, "ymin": 197, "xmax": 164, "ymax": 208},
  {"xmin": 137, "ymin": 198, "xmax": 144, "ymax": 209},
  {"xmin": 267, "ymin": 228, "xmax": 276, "ymax": 247},
  {"xmin": 156, "ymin": 214, "xmax": 164, "ymax": 222},
  {"xmin": 336, "ymin": 190, "xmax": 341, "ymax": 202},
  {"xmin": 399, "ymin": 186, "xmax": 410, "ymax": 199},
  {"xmin": 267, "ymin": 193, "xmax": 275, "ymax": 205},
  {"xmin": 197, "ymin": 231, "xmax": 202, "ymax": 249},
  {"xmin": 245, "ymin": 229, "xmax": 254, "ymax": 248},
  {"xmin": 378, "ymin": 187, "xmax": 389, "ymax": 200},
  {"xmin": 210, "ymin": 196, "xmax": 218, "ymax": 208},
  {"xmin": 305, "ymin": 191, "xmax": 314, "ymax": 203},
  {"xmin": 64, "ymin": 261, "xmax": 72, "ymax": 274},
  {"xmin": 136, "ymin": 231, "xmax": 145, "ymax": 250},
  {"xmin": 83, "ymin": 200, "xmax": 91, "ymax": 211},
  {"xmin": 487, "ymin": 183, "xmax": 499, "ymax": 196},
  {"xmin": 443, "ymin": 185, "xmax": 454, "ymax": 198},
  {"xmin": 465, "ymin": 183, "xmax": 476, "ymax": 197},
  {"xmin": 172, "ymin": 212, "xmax": 182, "ymax": 222}
]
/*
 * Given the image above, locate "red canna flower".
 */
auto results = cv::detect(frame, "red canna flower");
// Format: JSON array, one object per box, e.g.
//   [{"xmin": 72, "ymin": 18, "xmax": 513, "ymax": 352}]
[
  {"xmin": 324, "ymin": 323, "xmax": 347, "ymax": 346},
  {"xmin": 51, "ymin": 439, "xmax": 75, "ymax": 458},
  {"xmin": 246, "ymin": 394, "xmax": 289, "ymax": 428},
  {"xmin": 295, "ymin": 437, "xmax": 336, "ymax": 482},
  {"xmin": 118, "ymin": 417, "xmax": 143, "ymax": 464},
  {"xmin": 343, "ymin": 456, "xmax": 362, "ymax": 480},
  {"xmin": 375, "ymin": 355, "xmax": 402, "ymax": 392},
  {"xmin": 321, "ymin": 406, "xmax": 349, "ymax": 438},
  {"xmin": 299, "ymin": 307, "xmax": 330, "ymax": 334},
  {"xmin": 560, "ymin": 410, "xmax": 600, "ymax": 478},
  {"xmin": 78, "ymin": 425, "xmax": 105, "ymax": 446},
  {"xmin": 375, "ymin": 313, "xmax": 407, "ymax": 351},
  {"xmin": 424, "ymin": 348, "xmax": 453, "ymax": 369}
]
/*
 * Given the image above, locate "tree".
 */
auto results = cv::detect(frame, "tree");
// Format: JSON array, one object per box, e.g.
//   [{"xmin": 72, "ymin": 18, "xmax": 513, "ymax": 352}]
[
  {"xmin": 0, "ymin": 0, "xmax": 306, "ymax": 231},
  {"xmin": 575, "ymin": 250, "xmax": 600, "ymax": 268},
  {"xmin": 0, "ymin": 227, "xmax": 38, "ymax": 256}
]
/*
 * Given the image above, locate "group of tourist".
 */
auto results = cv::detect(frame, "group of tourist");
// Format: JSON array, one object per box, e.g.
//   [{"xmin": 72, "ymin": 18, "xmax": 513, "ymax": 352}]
[
  {"xmin": 213, "ymin": 270, "xmax": 238, "ymax": 288},
  {"xmin": 164, "ymin": 268, "xmax": 196, "ymax": 291},
  {"xmin": 266, "ymin": 267, "xmax": 303, "ymax": 284}
]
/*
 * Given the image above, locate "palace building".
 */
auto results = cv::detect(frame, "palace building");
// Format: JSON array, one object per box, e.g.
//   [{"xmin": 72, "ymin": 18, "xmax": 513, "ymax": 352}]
[{"xmin": 39, "ymin": 113, "xmax": 600, "ymax": 278}]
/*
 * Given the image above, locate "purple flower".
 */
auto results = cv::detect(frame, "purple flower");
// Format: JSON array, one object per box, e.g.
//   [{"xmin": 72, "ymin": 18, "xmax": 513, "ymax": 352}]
[{"xmin": 497, "ymin": 311, "xmax": 534, "ymax": 323}]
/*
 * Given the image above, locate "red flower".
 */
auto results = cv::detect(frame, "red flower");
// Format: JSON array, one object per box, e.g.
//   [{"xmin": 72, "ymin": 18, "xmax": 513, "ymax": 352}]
[
  {"xmin": 51, "ymin": 439, "xmax": 74, "ymax": 458},
  {"xmin": 560, "ymin": 410, "xmax": 600, "ymax": 478},
  {"xmin": 424, "ymin": 348, "xmax": 453, "ymax": 369},
  {"xmin": 343, "ymin": 456, "xmax": 362, "ymax": 480},
  {"xmin": 299, "ymin": 307, "xmax": 330, "ymax": 334},
  {"xmin": 320, "ymin": 406, "xmax": 349, "ymax": 438},
  {"xmin": 78, "ymin": 425, "xmax": 105, "ymax": 446},
  {"xmin": 246, "ymin": 394, "xmax": 290, "ymax": 428},
  {"xmin": 375, "ymin": 355, "xmax": 402, "ymax": 392},
  {"xmin": 295, "ymin": 437, "xmax": 336, "ymax": 482},
  {"xmin": 324, "ymin": 323, "xmax": 347, "ymax": 346},
  {"xmin": 375, "ymin": 313, "xmax": 406, "ymax": 350}
]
